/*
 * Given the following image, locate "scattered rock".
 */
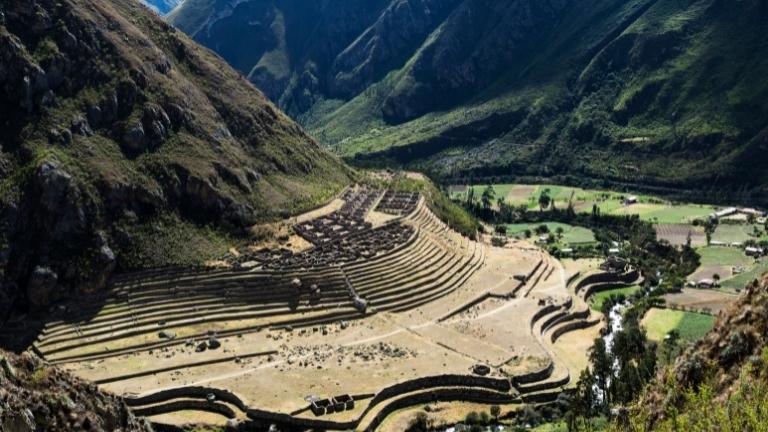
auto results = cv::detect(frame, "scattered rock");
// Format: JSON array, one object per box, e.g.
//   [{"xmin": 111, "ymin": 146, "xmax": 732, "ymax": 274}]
[
  {"xmin": 158, "ymin": 331, "xmax": 176, "ymax": 340},
  {"xmin": 207, "ymin": 337, "xmax": 221, "ymax": 349}
]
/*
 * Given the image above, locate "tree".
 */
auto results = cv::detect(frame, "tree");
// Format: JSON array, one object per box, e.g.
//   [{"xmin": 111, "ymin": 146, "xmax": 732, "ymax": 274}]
[
  {"xmin": 465, "ymin": 411, "xmax": 480, "ymax": 425},
  {"xmin": 538, "ymin": 188, "xmax": 552, "ymax": 211},
  {"xmin": 481, "ymin": 185, "xmax": 496, "ymax": 211},
  {"xmin": 589, "ymin": 338, "xmax": 612, "ymax": 412},
  {"xmin": 556, "ymin": 227, "xmax": 565, "ymax": 238},
  {"xmin": 490, "ymin": 405, "xmax": 501, "ymax": 421}
]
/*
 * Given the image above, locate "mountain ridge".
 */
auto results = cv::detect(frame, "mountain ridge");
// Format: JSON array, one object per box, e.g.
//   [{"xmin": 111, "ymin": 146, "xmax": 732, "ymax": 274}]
[{"xmin": 169, "ymin": 0, "xmax": 768, "ymax": 199}]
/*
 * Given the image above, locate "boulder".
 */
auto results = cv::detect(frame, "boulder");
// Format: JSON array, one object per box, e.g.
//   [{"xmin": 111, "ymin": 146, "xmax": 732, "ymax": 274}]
[
  {"xmin": 70, "ymin": 115, "xmax": 93, "ymax": 136},
  {"xmin": 122, "ymin": 123, "xmax": 145, "ymax": 153},
  {"xmin": 158, "ymin": 331, "xmax": 176, "ymax": 340},
  {"xmin": 353, "ymin": 296, "xmax": 368, "ymax": 313},
  {"xmin": 26, "ymin": 266, "xmax": 58, "ymax": 309},
  {"xmin": 207, "ymin": 337, "xmax": 221, "ymax": 349}
]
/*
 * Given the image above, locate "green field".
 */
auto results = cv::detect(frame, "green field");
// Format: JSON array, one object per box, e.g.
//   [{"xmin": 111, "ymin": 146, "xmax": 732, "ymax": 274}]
[
  {"xmin": 711, "ymin": 223, "xmax": 768, "ymax": 244},
  {"xmin": 696, "ymin": 246, "xmax": 754, "ymax": 267},
  {"xmin": 589, "ymin": 285, "xmax": 642, "ymax": 311},
  {"xmin": 505, "ymin": 222, "xmax": 596, "ymax": 245},
  {"xmin": 641, "ymin": 308, "xmax": 716, "ymax": 342},
  {"xmin": 452, "ymin": 183, "xmax": 718, "ymax": 224}
]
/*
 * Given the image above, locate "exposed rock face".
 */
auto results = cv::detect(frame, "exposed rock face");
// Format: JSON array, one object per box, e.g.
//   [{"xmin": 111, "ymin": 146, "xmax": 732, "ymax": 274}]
[
  {"xmin": 0, "ymin": 0, "xmax": 351, "ymax": 316},
  {"xmin": 0, "ymin": 350, "xmax": 152, "ymax": 432}
]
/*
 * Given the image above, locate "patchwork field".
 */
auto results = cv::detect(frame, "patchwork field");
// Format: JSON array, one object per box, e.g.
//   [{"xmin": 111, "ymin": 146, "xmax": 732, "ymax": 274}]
[
  {"xmin": 32, "ymin": 187, "xmax": 629, "ymax": 430},
  {"xmin": 452, "ymin": 183, "xmax": 719, "ymax": 224},
  {"xmin": 641, "ymin": 308, "xmax": 716, "ymax": 342},
  {"xmin": 689, "ymin": 246, "xmax": 766, "ymax": 293}
]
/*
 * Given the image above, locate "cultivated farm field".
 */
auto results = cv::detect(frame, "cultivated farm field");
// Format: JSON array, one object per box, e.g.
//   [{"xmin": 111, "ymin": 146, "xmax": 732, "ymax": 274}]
[{"xmin": 641, "ymin": 308, "xmax": 716, "ymax": 342}]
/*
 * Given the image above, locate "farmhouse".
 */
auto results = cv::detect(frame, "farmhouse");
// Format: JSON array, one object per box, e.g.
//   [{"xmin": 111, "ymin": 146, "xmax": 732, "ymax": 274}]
[
  {"xmin": 746, "ymin": 246, "xmax": 764, "ymax": 257},
  {"xmin": 697, "ymin": 278, "xmax": 717, "ymax": 289},
  {"xmin": 624, "ymin": 196, "xmax": 638, "ymax": 205}
]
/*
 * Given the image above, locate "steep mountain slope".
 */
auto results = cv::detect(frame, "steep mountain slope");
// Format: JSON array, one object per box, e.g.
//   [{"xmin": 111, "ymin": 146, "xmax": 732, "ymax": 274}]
[
  {"xmin": 170, "ymin": 0, "xmax": 768, "ymax": 199},
  {"xmin": 618, "ymin": 275, "xmax": 768, "ymax": 430},
  {"xmin": 140, "ymin": 0, "xmax": 185, "ymax": 15},
  {"xmin": 0, "ymin": 349, "xmax": 151, "ymax": 432},
  {"xmin": 0, "ymin": 0, "xmax": 352, "ymax": 318}
]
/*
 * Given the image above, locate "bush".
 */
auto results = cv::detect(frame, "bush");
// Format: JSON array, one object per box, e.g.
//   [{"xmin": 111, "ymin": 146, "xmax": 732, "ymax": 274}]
[
  {"xmin": 465, "ymin": 411, "xmax": 480, "ymax": 425},
  {"xmin": 405, "ymin": 412, "xmax": 429, "ymax": 432}
]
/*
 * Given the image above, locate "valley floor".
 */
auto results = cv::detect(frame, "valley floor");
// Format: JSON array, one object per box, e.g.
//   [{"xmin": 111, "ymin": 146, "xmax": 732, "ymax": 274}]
[{"xmin": 27, "ymin": 188, "xmax": 637, "ymax": 430}]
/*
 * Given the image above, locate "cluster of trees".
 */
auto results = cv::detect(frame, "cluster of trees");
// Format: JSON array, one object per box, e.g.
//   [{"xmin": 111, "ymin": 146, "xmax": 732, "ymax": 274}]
[{"xmin": 567, "ymin": 312, "xmax": 659, "ymax": 429}]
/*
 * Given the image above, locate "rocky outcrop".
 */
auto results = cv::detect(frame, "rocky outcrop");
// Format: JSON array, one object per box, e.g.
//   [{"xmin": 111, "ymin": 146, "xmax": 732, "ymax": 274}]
[{"xmin": 0, "ymin": 350, "xmax": 151, "ymax": 432}]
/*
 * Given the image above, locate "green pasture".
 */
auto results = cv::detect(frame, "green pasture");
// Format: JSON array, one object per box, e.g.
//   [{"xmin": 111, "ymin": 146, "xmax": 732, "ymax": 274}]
[{"xmin": 642, "ymin": 308, "xmax": 716, "ymax": 342}]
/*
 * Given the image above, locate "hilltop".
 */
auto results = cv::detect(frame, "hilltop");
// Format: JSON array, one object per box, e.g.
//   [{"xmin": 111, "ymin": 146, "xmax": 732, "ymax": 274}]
[
  {"xmin": 169, "ymin": 0, "xmax": 768, "ymax": 199},
  {"xmin": 0, "ymin": 0, "xmax": 352, "ymax": 318}
]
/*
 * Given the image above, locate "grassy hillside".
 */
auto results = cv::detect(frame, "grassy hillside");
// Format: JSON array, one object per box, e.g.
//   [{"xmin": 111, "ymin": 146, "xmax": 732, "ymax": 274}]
[
  {"xmin": 0, "ymin": 0, "xmax": 352, "ymax": 315},
  {"xmin": 171, "ymin": 0, "xmax": 768, "ymax": 201}
]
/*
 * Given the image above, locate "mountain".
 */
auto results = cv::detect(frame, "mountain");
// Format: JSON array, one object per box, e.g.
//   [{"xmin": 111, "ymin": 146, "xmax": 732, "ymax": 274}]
[
  {"xmin": 0, "ymin": 349, "xmax": 151, "ymax": 432},
  {"xmin": 139, "ymin": 0, "xmax": 184, "ymax": 15},
  {"xmin": 0, "ymin": 0, "xmax": 352, "ymax": 318},
  {"xmin": 169, "ymin": 0, "xmax": 768, "ymax": 199},
  {"xmin": 618, "ymin": 275, "xmax": 768, "ymax": 430}
]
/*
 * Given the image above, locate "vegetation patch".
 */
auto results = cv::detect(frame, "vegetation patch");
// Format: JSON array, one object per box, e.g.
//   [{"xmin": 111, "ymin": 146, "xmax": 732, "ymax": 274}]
[
  {"xmin": 641, "ymin": 308, "xmax": 715, "ymax": 342},
  {"xmin": 506, "ymin": 222, "xmax": 596, "ymax": 246},
  {"xmin": 117, "ymin": 213, "xmax": 238, "ymax": 270},
  {"xmin": 589, "ymin": 285, "xmax": 641, "ymax": 312}
]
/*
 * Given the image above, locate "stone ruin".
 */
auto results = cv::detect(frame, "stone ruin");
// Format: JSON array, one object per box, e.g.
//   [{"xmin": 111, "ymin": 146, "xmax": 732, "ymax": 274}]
[
  {"xmin": 293, "ymin": 188, "xmax": 381, "ymax": 246},
  {"xmin": 310, "ymin": 394, "xmax": 355, "ymax": 416},
  {"xmin": 375, "ymin": 190, "xmax": 419, "ymax": 215}
]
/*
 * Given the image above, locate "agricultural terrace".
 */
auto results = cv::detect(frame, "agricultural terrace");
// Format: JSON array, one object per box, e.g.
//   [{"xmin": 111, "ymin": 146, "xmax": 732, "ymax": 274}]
[
  {"xmin": 451, "ymin": 183, "xmax": 718, "ymax": 224},
  {"xmin": 33, "ymin": 186, "xmax": 641, "ymax": 430},
  {"xmin": 641, "ymin": 308, "xmax": 716, "ymax": 342}
]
